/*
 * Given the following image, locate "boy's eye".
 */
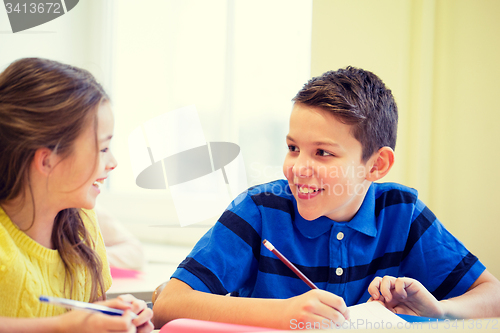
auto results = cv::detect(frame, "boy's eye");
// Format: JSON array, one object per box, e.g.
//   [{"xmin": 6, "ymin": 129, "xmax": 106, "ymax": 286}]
[
  {"xmin": 100, "ymin": 147, "xmax": 109, "ymax": 153},
  {"xmin": 317, "ymin": 149, "xmax": 332, "ymax": 157},
  {"xmin": 288, "ymin": 145, "xmax": 299, "ymax": 152}
]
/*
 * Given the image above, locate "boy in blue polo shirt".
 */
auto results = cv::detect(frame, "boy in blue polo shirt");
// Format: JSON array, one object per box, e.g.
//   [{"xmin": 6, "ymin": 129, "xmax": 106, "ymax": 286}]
[{"xmin": 152, "ymin": 67, "xmax": 500, "ymax": 329}]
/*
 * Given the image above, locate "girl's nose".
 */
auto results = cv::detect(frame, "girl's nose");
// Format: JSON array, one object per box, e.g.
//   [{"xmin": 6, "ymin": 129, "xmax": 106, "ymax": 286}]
[{"xmin": 107, "ymin": 153, "xmax": 118, "ymax": 171}]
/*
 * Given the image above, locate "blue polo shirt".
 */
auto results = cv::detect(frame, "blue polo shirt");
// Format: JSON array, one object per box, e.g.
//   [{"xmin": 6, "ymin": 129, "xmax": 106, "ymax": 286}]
[{"xmin": 171, "ymin": 180, "xmax": 485, "ymax": 306}]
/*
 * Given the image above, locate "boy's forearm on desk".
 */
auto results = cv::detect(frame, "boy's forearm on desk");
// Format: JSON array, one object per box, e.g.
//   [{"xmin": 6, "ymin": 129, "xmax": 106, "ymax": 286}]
[
  {"xmin": 152, "ymin": 278, "xmax": 287, "ymax": 329},
  {"xmin": 440, "ymin": 270, "xmax": 500, "ymax": 319}
]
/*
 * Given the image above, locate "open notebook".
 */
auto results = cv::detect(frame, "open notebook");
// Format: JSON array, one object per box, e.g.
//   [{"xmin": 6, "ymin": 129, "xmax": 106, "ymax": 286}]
[
  {"xmin": 344, "ymin": 301, "xmax": 407, "ymax": 329},
  {"xmin": 159, "ymin": 302, "xmax": 407, "ymax": 332}
]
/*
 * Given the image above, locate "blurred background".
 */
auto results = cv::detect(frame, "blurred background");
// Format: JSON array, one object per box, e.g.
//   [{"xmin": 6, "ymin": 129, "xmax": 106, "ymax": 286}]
[{"xmin": 1, "ymin": 0, "xmax": 499, "ymax": 279}]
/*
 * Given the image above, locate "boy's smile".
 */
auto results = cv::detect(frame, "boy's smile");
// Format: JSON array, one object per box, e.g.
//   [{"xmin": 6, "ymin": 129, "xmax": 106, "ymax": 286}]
[{"xmin": 283, "ymin": 103, "xmax": 374, "ymax": 222}]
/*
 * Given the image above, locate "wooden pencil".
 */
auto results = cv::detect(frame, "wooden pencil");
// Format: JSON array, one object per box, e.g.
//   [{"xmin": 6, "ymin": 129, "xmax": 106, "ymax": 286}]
[{"xmin": 262, "ymin": 239, "xmax": 318, "ymax": 290}]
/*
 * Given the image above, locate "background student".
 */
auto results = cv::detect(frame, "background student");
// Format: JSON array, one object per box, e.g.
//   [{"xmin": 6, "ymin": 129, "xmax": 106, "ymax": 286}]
[
  {"xmin": 96, "ymin": 207, "xmax": 145, "ymax": 271},
  {"xmin": 0, "ymin": 57, "xmax": 153, "ymax": 333},
  {"xmin": 152, "ymin": 67, "xmax": 500, "ymax": 330}
]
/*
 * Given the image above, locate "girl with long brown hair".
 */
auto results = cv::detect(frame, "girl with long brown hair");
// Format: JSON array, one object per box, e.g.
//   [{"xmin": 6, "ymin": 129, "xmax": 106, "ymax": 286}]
[{"xmin": 0, "ymin": 58, "xmax": 153, "ymax": 332}]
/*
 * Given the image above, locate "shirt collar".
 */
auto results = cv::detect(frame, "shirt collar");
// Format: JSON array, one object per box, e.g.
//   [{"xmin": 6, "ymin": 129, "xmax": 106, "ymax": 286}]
[
  {"xmin": 293, "ymin": 183, "xmax": 377, "ymax": 238},
  {"xmin": 345, "ymin": 183, "xmax": 377, "ymax": 237}
]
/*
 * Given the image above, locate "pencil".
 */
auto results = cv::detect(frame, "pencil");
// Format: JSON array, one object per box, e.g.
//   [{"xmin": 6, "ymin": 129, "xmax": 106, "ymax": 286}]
[
  {"xmin": 39, "ymin": 296, "xmax": 138, "ymax": 319},
  {"xmin": 262, "ymin": 239, "xmax": 318, "ymax": 290}
]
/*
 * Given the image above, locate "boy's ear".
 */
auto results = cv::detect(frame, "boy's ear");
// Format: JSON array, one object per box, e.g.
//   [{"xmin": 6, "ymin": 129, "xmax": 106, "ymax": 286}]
[
  {"xmin": 32, "ymin": 148, "xmax": 56, "ymax": 176},
  {"xmin": 365, "ymin": 147, "xmax": 395, "ymax": 182}
]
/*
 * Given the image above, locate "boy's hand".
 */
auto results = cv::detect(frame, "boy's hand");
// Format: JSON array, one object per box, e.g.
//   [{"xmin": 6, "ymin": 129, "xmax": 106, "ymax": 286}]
[
  {"xmin": 283, "ymin": 289, "xmax": 349, "ymax": 328},
  {"xmin": 367, "ymin": 276, "xmax": 444, "ymax": 319}
]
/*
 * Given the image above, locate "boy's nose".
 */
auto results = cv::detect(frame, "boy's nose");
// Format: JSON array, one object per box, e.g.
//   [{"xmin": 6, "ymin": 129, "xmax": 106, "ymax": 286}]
[{"xmin": 293, "ymin": 158, "xmax": 313, "ymax": 178}]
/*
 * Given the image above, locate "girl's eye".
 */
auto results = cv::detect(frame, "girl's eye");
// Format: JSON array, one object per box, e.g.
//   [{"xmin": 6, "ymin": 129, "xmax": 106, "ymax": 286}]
[
  {"xmin": 317, "ymin": 149, "xmax": 332, "ymax": 157},
  {"xmin": 100, "ymin": 148, "xmax": 109, "ymax": 153},
  {"xmin": 288, "ymin": 145, "xmax": 299, "ymax": 152}
]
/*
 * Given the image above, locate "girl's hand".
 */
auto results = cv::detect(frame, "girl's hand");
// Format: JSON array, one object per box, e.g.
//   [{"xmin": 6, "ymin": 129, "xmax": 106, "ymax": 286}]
[
  {"xmin": 114, "ymin": 294, "xmax": 154, "ymax": 333},
  {"xmin": 57, "ymin": 295, "xmax": 153, "ymax": 333},
  {"xmin": 57, "ymin": 309, "xmax": 136, "ymax": 333},
  {"xmin": 283, "ymin": 289, "xmax": 349, "ymax": 329},
  {"xmin": 367, "ymin": 275, "xmax": 444, "ymax": 319}
]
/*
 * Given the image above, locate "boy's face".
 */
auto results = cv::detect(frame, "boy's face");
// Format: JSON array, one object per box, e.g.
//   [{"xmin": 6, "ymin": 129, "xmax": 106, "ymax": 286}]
[{"xmin": 283, "ymin": 103, "xmax": 373, "ymax": 222}]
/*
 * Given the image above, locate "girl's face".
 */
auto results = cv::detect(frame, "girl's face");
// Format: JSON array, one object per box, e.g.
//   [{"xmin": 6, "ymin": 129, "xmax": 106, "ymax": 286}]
[{"xmin": 51, "ymin": 101, "xmax": 117, "ymax": 210}]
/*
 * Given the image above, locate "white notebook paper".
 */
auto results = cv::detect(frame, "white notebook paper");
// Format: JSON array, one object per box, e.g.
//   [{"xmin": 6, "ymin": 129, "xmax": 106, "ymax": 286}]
[{"xmin": 342, "ymin": 301, "xmax": 407, "ymax": 329}]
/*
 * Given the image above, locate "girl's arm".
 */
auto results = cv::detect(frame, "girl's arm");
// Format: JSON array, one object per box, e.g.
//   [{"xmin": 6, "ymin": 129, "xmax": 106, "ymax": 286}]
[
  {"xmin": 0, "ymin": 310, "xmax": 136, "ymax": 333},
  {"xmin": 152, "ymin": 278, "xmax": 349, "ymax": 330},
  {"xmin": 0, "ymin": 316, "xmax": 61, "ymax": 333},
  {"xmin": 0, "ymin": 296, "xmax": 153, "ymax": 333}
]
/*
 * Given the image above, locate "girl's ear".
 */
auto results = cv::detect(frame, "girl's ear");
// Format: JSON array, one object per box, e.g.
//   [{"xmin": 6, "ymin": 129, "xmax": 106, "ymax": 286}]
[
  {"xmin": 32, "ymin": 148, "xmax": 56, "ymax": 176},
  {"xmin": 365, "ymin": 147, "xmax": 395, "ymax": 182}
]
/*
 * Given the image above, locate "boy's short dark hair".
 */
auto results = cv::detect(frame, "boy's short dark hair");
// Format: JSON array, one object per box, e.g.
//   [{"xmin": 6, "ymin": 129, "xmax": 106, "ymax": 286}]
[{"xmin": 293, "ymin": 66, "xmax": 398, "ymax": 162}]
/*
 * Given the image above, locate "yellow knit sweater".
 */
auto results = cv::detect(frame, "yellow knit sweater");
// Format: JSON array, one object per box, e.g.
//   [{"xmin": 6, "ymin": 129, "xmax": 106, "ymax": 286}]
[{"xmin": 0, "ymin": 207, "xmax": 112, "ymax": 317}]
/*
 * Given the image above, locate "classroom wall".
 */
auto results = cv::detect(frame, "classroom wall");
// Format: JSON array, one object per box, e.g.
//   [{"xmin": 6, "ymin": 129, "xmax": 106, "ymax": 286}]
[
  {"xmin": 0, "ymin": 2, "xmax": 109, "ymax": 88},
  {"xmin": 3, "ymin": 0, "xmax": 499, "ymax": 278},
  {"xmin": 311, "ymin": 0, "xmax": 500, "ymax": 278}
]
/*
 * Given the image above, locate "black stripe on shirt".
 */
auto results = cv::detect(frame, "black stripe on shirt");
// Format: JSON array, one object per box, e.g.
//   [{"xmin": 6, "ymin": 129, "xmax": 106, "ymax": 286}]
[
  {"xmin": 401, "ymin": 206, "xmax": 436, "ymax": 261},
  {"xmin": 341, "ymin": 251, "xmax": 404, "ymax": 284},
  {"xmin": 259, "ymin": 252, "xmax": 405, "ymax": 285},
  {"xmin": 219, "ymin": 210, "xmax": 261, "ymax": 261},
  {"xmin": 251, "ymin": 192, "xmax": 295, "ymax": 219},
  {"xmin": 375, "ymin": 189, "xmax": 417, "ymax": 218},
  {"xmin": 178, "ymin": 257, "xmax": 228, "ymax": 295},
  {"xmin": 259, "ymin": 256, "xmax": 329, "ymax": 283},
  {"xmin": 431, "ymin": 252, "xmax": 479, "ymax": 300}
]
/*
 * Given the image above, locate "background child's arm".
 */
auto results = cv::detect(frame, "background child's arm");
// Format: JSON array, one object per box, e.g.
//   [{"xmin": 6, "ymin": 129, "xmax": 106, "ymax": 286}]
[
  {"xmin": 367, "ymin": 270, "xmax": 500, "ymax": 319},
  {"xmin": 152, "ymin": 278, "xmax": 349, "ymax": 330},
  {"xmin": 96, "ymin": 206, "xmax": 145, "ymax": 271}
]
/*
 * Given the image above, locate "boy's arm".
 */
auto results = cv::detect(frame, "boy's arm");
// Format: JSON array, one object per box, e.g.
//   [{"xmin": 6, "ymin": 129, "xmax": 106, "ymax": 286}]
[
  {"xmin": 152, "ymin": 278, "xmax": 349, "ymax": 330},
  {"xmin": 441, "ymin": 270, "xmax": 500, "ymax": 319},
  {"xmin": 367, "ymin": 270, "xmax": 500, "ymax": 319}
]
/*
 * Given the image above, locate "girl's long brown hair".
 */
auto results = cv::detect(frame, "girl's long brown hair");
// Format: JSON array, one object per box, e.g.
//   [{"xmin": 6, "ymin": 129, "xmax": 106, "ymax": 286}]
[{"xmin": 0, "ymin": 58, "xmax": 109, "ymax": 301}]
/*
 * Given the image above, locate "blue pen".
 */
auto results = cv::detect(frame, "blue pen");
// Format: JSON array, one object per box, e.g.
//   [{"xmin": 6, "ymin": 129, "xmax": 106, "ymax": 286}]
[{"xmin": 39, "ymin": 296, "xmax": 138, "ymax": 319}]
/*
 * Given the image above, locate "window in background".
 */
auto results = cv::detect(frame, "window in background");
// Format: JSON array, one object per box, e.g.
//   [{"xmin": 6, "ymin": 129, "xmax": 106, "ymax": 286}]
[{"xmin": 100, "ymin": 0, "xmax": 312, "ymax": 245}]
